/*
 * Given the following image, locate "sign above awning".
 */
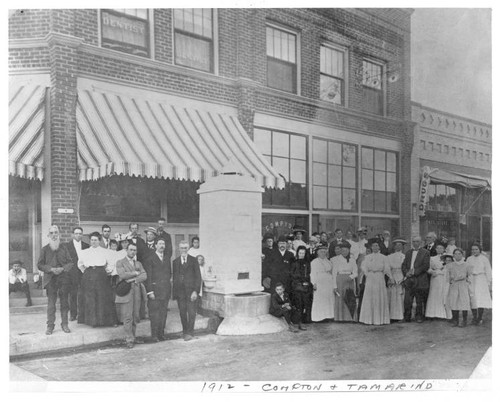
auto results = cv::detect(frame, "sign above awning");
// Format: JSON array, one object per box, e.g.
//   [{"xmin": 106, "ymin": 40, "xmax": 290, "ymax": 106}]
[
  {"xmin": 9, "ymin": 77, "xmax": 47, "ymax": 181},
  {"xmin": 76, "ymin": 87, "xmax": 285, "ymax": 189},
  {"xmin": 427, "ymin": 167, "xmax": 491, "ymax": 189}
]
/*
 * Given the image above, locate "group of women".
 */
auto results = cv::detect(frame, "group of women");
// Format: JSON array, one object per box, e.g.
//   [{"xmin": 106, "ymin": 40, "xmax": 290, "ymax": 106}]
[{"xmin": 294, "ymin": 238, "xmax": 492, "ymax": 327}]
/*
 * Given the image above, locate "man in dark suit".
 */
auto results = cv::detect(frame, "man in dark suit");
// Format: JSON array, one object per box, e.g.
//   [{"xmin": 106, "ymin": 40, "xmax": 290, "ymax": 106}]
[
  {"xmin": 156, "ymin": 217, "xmax": 173, "ymax": 260},
  {"xmin": 137, "ymin": 227, "xmax": 157, "ymax": 264},
  {"xmin": 37, "ymin": 225, "xmax": 73, "ymax": 335},
  {"xmin": 126, "ymin": 222, "xmax": 146, "ymax": 254},
  {"xmin": 64, "ymin": 226, "xmax": 89, "ymax": 321},
  {"xmin": 262, "ymin": 235, "xmax": 294, "ymax": 293},
  {"xmin": 328, "ymin": 228, "xmax": 344, "ymax": 259},
  {"xmin": 379, "ymin": 230, "xmax": 394, "ymax": 256},
  {"xmin": 172, "ymin": 240, "xmax": 201, "ymax": 341},
  {"xmin": 401, "ymin": 236, "xmax": 431, "ymax": 323},
  {"xmin": 99, "ymin": 224, "xmax": 112, "ymax": 249},
  {"xmin": 143, "ymin": 238, "xmax": 172, "ymax": 342},
  {"xmin": 424, "ymin": 232, "xmax": 438, "ymax": 257}
]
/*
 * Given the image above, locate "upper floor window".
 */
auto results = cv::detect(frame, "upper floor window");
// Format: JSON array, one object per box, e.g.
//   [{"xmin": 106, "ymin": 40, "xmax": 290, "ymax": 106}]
[
  {"xmin": 174, "ymin": 9, "xmax": 214, "ymax": 73},
  {"xmin": 101, "ymin": 9, "xmax": 150, "ymax": 57},
  {"xmin": 254, "ymin": 128, "xmax": 307, "ymax": 209},
  {"xmin": 320, "ymin": 45, "xmax": 346, "ymax": 105},
  {"xmin": 266, "ymin": 25, "xmax": 298, "ymax": 94},
  {"xmin": 362, "ymin": 59, "xmax": 385, "ymax": 115},
  {"xmin": 361, "ymin": 147, "xmax": 398, "ymax": 213}
]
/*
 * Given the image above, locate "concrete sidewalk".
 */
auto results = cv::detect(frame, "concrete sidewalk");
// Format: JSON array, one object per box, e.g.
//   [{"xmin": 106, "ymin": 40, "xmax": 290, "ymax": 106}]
[{"xmin": 9, "ymin": 300, "xmax": 215, "ymax": 359}]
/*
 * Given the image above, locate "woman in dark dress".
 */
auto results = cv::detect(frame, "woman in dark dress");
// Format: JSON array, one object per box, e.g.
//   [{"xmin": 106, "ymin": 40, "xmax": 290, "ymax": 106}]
[
  {"xmin": 77, "ymin": 232, "xmax": 118, "ymax": 327},
  {"xmin": 290, "ymin": 246, "xmax": 312, "ymax": 329}
]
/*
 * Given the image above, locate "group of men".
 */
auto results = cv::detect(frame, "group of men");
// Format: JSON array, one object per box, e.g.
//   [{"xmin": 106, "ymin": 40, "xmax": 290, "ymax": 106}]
[
  {"xmin": 261, "ymin": 226, "xmax": 456, "ymax": 324},
  {"xmin": 29, "ymin": 218, "xmax": 201, "ymax": 346}
]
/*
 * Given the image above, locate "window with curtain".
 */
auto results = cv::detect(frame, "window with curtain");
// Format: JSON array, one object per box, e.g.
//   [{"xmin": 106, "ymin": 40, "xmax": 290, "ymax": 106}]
[
  {"xmin": 312, "ymin": 138, "xmax": 357, "ymax": 211},
  {"xmin": 361, "ymin": 147, "xmax": 398, "ymax": 213},
  {"xmin": 101, "ymin": 9, "xmax": 150, "ymax": 57},
  {"xmin": 362, "ymin": 59, "xmax": 384, "ymax": 115},
  {"xmin": 320, "ymin": 45, "xmax": 346, "ymax": 105},
  {"xmin": 173, "ymin": 8, "xmax": 214, "ymax": 73},
  {"xmin": 253, "ymin": 128, "xmax": 307, "ymax": 208},
  {"xmin": 266, "ymin": 25, "xmax": 298, "ymax": 94}
]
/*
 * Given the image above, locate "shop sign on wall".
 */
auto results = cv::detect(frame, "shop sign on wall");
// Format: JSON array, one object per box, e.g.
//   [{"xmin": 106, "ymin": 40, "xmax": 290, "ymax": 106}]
[{"xmin": 418, "ymin": 166, "xmax": 433, "ymax": 216}]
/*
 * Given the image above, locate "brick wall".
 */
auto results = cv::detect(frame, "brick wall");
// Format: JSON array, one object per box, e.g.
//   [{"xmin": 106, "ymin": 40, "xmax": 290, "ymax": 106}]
[{"xmin": 9, "ymin": 9, "xmax": 50, "ymax": 39}]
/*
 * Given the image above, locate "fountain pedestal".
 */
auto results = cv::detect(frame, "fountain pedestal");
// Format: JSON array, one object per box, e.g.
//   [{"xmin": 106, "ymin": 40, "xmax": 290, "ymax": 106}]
[{"xmin": 198, "ymin": 166, "xmax": 287, "ymax": 335}]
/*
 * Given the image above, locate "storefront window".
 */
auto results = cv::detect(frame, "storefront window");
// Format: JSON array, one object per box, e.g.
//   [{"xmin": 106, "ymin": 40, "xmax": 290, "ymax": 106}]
[
  {"xmin": 361, "ymin": 217, "xmax": 399, "ymax": 239},
  {"xmin": 427, "ymin": 184, "xmax": 458, "ymax": 212},
  {"xmin": 262, "ymin": 214, "xmax": 308, "ymax": 241},
  {"xmin": 254, "ymin": 128, "xmax": 307, "ymax": 209},
  {"xmin": 361, "ymin": 147, "xmax": 398, "ymax": 213},
  {"xmin": 80, "ymin": 176, "xmax": 162, "ymax": 222},
  {"xmin": 312, "ymin": 138, "xmax": 356, "ymax": 211}
]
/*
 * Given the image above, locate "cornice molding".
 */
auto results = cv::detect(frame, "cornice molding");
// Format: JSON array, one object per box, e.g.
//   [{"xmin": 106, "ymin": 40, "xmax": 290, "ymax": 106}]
[
  {"xmin": 9, "ymin": 37, "xmax": 48, "ymax": 49},
  {"xmin": 79, "ymin": 43, "xmax": 237, "ymax": 88},
  {"xmin": 44, "ymin": 32, "xmax": 84, "ymax": 47}
]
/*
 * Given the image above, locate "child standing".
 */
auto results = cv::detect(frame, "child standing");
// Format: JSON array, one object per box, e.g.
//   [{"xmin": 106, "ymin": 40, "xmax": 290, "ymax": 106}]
[{"xmin": 446, "ymin": 248, "xmax": 474, "ymax": 327}]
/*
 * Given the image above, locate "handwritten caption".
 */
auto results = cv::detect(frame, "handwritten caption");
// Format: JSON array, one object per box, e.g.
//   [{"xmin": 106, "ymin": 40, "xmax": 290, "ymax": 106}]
[{"xmin": 201, "ymin": 380, "xmax": 433, "ymax": 393}]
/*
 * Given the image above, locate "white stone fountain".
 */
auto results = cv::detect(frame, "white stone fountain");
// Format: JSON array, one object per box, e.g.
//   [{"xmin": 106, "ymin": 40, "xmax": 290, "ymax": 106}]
[{"xmin": 198, "ymin": 160, "xmax": 287, "ymax": 335}]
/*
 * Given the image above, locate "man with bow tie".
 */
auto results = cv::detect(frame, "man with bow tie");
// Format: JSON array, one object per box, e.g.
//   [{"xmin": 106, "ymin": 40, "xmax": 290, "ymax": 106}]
[
  {"xmin": 172, "ymin": 240, "xmax": 201, "ymax": 341},
  {"xmin": 143, "ymin": 238, "xmax": 172, "ymax": 342}
]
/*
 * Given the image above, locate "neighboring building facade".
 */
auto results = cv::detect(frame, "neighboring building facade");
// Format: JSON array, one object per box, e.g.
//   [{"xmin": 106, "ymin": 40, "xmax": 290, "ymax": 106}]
[
  {"xmin": 411, "ymin": 103, "xmax": 492, "ymax": 255},
  {"xmin": 9, "ymin": 8, "xmax": 414, "ymax": 272}
]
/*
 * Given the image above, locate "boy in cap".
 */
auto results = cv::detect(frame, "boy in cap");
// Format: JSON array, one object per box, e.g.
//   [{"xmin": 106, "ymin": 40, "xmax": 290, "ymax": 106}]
[
  {"xmin": 269, "ymin": 282, "xmax": 302, "ymax": 332},
  {"xmin": 9, "ymin": 260, "xmax": 32, "ymax": 307}
]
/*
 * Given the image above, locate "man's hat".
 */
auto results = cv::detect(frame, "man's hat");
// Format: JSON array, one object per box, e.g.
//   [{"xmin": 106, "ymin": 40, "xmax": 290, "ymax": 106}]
[
  {"xmin": 144, "ymin": 227, "xmax": 157, "ymax": 235},
  {"xmin": 292, "ymin": 226, "xmax": 307, "ymax": 234},
  {"xmin": 286, "ymin": 233, "xmax": 295, "ymax": 241},
  {"xmin": 277, "ymin": 235, "xmax": 287, "ymax": 243},
  {"xmin": 316, "ymin": 241, "xmax": 329, "ymax": 250},
  {"xmin": 115, "ymin": 233, "xmax": 129, "ymax": 242},
  {"xmin": 10, "ymin": 259, "xmax": 23, "ymax": 266},
  {"xmin": 263, "ymin": 232, "xmax": 274, "ymax": 241},
  {"xmin": 392, "ymin": 238, "xmax": 407, "ymax": 245},
  {"xmin": 115, "ymin": 280, "xmax": 132, "ymax": 297},
  {"xmin": 441, "ymin": 253, "xmax": 454, "ymax": 261}
]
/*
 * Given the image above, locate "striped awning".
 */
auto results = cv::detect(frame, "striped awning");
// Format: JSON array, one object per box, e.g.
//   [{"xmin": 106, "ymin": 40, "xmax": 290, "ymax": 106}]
[
  {"xmin": 9, "ymin": 81, "xmax": 46, "ymax": 180},
  {"xmin": 76, "ymin": 88, "xmax": 285, "ymax": 188}
]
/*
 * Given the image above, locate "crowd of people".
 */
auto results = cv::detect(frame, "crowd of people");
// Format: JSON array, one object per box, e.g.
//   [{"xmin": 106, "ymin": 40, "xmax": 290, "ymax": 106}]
[
  {"xmin": 9, "ymin": 221, "xmax": 492, "ymax": 344},
  {"xmin": 27, "ymin": 218, "xmax": 206, "ymax": 347},
  {"xmin": 262, "ymin": 226, "xmax": 492, "ymax": 331}
]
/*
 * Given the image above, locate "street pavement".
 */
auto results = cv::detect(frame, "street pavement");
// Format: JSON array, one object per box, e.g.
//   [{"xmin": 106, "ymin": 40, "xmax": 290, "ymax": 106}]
[
  {"xmin": 11, "ymin": 313, "xmax": 492, "ymax": 383},
  {"xmin": 9, "ymin": 300, "xmax": 213, "ymax": 358}
]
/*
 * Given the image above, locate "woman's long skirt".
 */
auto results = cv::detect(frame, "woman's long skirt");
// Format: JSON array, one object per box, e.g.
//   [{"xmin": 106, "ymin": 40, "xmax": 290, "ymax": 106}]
[
  {"xmin": 359, "ymin": 272, "xmax": 390, "ymax": 325},
  {"xmin": 425, "ymin": 273, "xmax": 452, "ymax": 319},
  {"xmin": 78, "ymin": 266, "xmax": 117, "ymax": 327},
  {"xmin": 470, "ymin": 273, "xmax": 492, "ymax": 309},
  {"xmin": 334, "ymin": 274, "xmax": 356, "ymax": 322},
  {"xmin": 387, "ymin": 268, "xmax": 404, "ymax": 320}
]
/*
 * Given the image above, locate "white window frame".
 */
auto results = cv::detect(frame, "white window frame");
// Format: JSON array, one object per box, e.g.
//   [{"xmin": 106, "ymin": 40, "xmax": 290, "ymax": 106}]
[
  {"xmin": 266, "ymin": 22, "xmax": 301, "ymax": 96},
  {"xmin": 320, "ymin": 42, "xmax": 348, "ymax": 107},
  {"xmin": 362, "ymin": 56, "xmax": 386, "ymax": 116},
  {"xmin": 98, "ymin": 9, "xmax": 155, "ymax": 59},
  {"xmin": 171, "ymin": 8, "xmax": 219, "ymax": 75}
]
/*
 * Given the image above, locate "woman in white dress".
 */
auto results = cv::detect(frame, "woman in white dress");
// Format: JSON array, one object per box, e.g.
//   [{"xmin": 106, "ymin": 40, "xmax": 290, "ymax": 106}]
[
  {"xmin": 331, "ymin": 242, "xmax": 358, "ymax": 322},
  {"xmin": 359, "ymin": 242, "xmax": 394, "ymax": 325},
  {"xmin": 466, "ymin": 243, "xmax": 492, "ymax": 325},
  {"xmin": 387, "ymin": 239, "xmax": 406, "ymax": 321},
  {"xmin": 446, "ymin": 248, "xmax": 473, "ymax": 327},
  {"xmin": 425, "ymin": 244, "xmax": 452, "ymax": 320},
  {"xmin": 310, "ymin": 243, "xmax": 335, "ymax": 322}
]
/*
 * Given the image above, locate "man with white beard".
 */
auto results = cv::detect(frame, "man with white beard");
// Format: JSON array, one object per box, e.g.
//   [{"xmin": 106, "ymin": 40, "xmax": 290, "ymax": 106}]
[{"xmin": 37, "ymin": 225, "xmax": 73, "ymax": 335}]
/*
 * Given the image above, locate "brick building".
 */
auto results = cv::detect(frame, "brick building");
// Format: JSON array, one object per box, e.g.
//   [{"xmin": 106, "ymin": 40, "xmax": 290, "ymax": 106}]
[
  {"xmin": 9, "ymin": 8, "xmax": 415, "ymax": 272},
  {"xmin": 411, "ymin": 103, "xmax": 492, "ymax": 254}
]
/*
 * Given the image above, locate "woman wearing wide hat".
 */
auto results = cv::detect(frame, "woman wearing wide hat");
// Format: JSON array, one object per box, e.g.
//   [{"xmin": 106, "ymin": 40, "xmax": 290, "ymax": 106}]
[
  {"xmin": 331, "ymin": 241, "xmax": 358, "ymax": 322},
  {"xmin": 425, "ymin": 243, "xmax": 452, "ymax": 320}
]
